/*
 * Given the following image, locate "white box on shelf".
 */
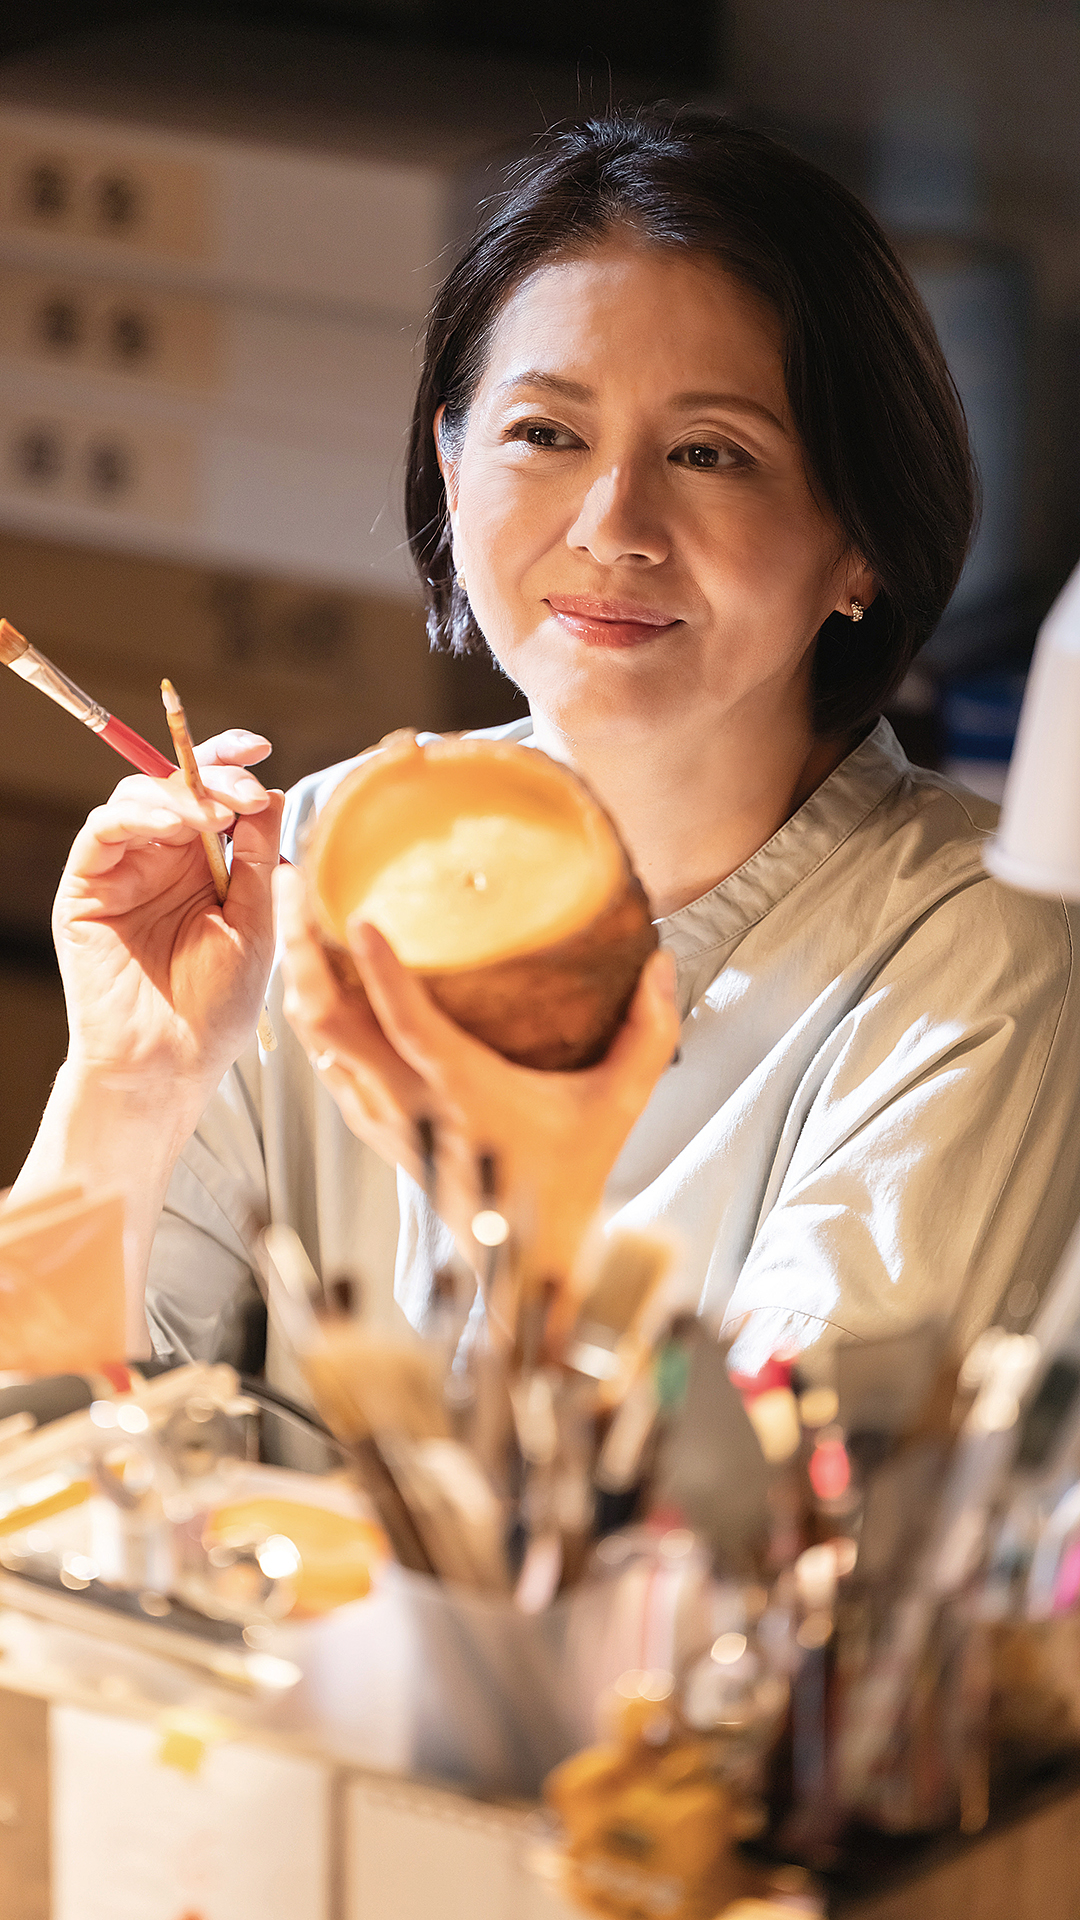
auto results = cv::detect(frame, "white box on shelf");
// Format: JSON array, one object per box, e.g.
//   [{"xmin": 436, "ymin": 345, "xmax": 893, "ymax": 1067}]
[
  {"xmin": 0, "ymin": 364, "xmax": 415, "ymax": 591},
  {"xmin": 0, "ymin": 22, "xmax": 527, "ymax": 319},
  {"xmin": 344, "ymin": 1772, "xmax": 580, "ymax": 1920},
  {"xmin": 0, "ymin": 258, "xmax": 421, "ymax": 440}
]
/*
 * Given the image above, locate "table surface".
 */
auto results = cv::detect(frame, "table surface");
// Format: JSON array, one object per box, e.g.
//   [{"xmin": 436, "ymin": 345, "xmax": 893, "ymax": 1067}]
[
  {"xmin": 3, "ymin": 1578, "xmax": 1080, "ymax": 1920},
  {"xmin": 839, "ymin": 1769, "xmax": 1080, "ymax": 1920}
]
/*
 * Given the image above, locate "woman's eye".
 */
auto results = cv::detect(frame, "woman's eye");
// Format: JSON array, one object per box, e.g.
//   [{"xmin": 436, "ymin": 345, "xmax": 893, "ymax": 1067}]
[
  {"xmin": 511, "ymin": 421, "xmax": 578, "ymax": 449},
  {"xmin": 672, "ymin": 441, "xmax": 747, "ymax": 471}
]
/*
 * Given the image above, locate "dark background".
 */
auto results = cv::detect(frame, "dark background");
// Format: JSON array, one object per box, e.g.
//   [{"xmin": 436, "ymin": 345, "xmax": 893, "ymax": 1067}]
[{"xmin": 0, "ymin": 0, "xmax": 724, "ymax": 81}]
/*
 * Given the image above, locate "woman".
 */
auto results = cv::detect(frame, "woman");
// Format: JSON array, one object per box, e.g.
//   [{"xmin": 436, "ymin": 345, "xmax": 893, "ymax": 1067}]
[{"xmin": 10, "ymin": 114, "xmax": 1080, "ymax": 1375}]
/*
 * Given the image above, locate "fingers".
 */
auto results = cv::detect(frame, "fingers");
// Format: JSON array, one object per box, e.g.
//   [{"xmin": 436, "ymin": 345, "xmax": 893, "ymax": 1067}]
[
  {"xmin": 110, "ymin": 769, "xmax": 217, "ymax": 812},
  {"xmin": 201, "ymin": 765, "xmax": 275, "ymax": 816},
  {"xmin": 347, "ymin": 920, "xmax": 481, "ymax": 1089},
  {"xmin": 303, "ymin": 1052, "xmax": 397, "ymax": 1149},
  {"xmin": 69, "ymin": 787, "xmax": 234, "ymax": 877},
  {"xmin": 590, "ymin": 947, "xmax": 681, "ymax": 1108},
  {"xmin": 108, "ymin": 764, "xmax": 271, "ymax": 823},
  {"xmin": 221, "ymin": 790, "xmax": 284, "ymax": 934},
  {"xmin": 193, "ymin": 729, "xmax": 273, "ymax": 769},
  {"xmin": 275, "ymin": 868, "xmax": 420, "ymax": 1111}
]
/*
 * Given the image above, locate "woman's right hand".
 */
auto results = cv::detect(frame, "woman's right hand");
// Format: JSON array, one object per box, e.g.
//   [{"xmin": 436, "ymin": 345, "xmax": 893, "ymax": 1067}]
[{"xmin": 53, "ymin": 729, "xmax": 283, "ymax": 1112}]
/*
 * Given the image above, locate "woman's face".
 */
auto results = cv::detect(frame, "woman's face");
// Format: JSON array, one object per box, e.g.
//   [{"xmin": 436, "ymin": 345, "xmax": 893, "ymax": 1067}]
[{"xmin": 440, "ymin": 235, "xmax": 871, "ymax": 751}]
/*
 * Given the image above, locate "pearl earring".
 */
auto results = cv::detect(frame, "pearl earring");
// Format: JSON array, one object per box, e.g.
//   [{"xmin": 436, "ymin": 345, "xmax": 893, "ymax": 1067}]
[
  {"xmin": 850, "ymin": 598, "xmax": 865, "ymax": 622},
  {"xmin": 456, "ymin": 569, "xmax": 467, "ymax": 594}
]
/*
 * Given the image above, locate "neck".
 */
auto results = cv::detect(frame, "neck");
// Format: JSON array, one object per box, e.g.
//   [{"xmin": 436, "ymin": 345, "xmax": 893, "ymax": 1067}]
[{"xmin": 531, "ymin": 697, "xmax": 851, "ymax": 917}]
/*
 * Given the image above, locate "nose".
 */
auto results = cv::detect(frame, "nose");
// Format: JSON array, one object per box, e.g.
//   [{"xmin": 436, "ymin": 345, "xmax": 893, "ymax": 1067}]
[{"xmin": 566, "ymin": 463, "xmax": 670, "ymax": 569}]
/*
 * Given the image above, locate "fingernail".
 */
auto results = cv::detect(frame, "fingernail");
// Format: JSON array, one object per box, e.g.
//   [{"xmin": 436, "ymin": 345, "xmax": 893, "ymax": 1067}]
[
  {"xmin": 149, "ymin": 808, "xmax": 177, "ymax": 828},
  {"xmin": 235, "ymin": 777, "xmax": 265, "ymax": 802}
]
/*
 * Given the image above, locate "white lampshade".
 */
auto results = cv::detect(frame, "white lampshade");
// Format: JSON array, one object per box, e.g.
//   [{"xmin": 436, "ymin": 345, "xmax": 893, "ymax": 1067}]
[{"xmin": 984, "ymin": 558, "xmax": 1080, "ymax": 901}]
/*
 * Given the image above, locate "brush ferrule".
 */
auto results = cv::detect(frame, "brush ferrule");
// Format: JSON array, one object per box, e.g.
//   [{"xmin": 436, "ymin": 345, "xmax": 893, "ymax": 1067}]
[{"xmin": 9, "ymin": 646, "xmax": 108, "ymax": 730}]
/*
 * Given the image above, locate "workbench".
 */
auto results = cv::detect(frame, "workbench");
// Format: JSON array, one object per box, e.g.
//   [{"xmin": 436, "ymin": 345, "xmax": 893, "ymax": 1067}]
[{"xmin": 2, "ymin": 1582, "xmax": 1078, "ymax": 1920}]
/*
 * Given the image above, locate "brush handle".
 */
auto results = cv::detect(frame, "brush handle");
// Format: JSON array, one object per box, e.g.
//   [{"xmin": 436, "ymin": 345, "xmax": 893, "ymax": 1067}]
[
  {"xmin": 165, "ymin": 691, "xmax": 276, "ymax": 1052},
  {"xmin": 98, "ymin": 714, "xmax": 175, "ymax": 779},
  {"xmin": 5, "ymin": 639, "xmax": 174, "ymax": 778}
]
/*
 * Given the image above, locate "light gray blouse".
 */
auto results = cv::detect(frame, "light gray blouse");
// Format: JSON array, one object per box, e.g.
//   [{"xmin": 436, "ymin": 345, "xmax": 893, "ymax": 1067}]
[{"xmin": 146, "ymin": 717, "xmax": 1080, "ymax": 1382}]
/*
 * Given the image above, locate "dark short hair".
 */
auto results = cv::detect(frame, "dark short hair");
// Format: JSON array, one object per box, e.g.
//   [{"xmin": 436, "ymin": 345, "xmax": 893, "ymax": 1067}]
[{"xmin": 405, "ymin": 111, "xmax": 976, "ymax": 736}]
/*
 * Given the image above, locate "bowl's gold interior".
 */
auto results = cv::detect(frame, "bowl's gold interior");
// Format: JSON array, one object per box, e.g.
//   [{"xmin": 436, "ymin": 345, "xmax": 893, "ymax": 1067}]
[{"xmin": 311, "ymin": 747, "xmax": 623, "ymax": 970}]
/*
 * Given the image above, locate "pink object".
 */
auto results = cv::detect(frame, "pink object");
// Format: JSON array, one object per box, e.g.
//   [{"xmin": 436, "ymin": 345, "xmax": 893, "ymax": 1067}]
[
  {"xmin": 809, "ymin": 1437, "xmax": 851, "ymax": 1503},
  {"xmin": 729, "ymin": 1356, "xmax": 793, "ymax": 1400},
  {"xmin": 1052, "ymin": 1538, "xmax": 1080, "ymax": 1614}
]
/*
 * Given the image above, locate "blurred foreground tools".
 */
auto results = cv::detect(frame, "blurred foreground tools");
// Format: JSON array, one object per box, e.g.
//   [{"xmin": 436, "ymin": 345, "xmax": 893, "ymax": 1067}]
[{"xmin": 259, "ymin": 1201, "xmax": 677, "ymax": 1603}]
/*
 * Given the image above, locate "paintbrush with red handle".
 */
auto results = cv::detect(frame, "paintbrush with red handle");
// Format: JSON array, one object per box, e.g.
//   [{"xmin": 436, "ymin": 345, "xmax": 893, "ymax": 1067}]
[
  {"xmin": 0, "ymin": 617, "xmax": 176, "ymax": 778},
  {"xmin": 1, "ymin": 618, "xmax": 279, "ymax": 1049}
]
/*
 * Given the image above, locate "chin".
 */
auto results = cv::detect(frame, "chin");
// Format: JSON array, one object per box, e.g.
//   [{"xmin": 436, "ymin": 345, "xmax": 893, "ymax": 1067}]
[{"xmin": 542, "ymin": 682, "xmax": 687, "ymax": 753}]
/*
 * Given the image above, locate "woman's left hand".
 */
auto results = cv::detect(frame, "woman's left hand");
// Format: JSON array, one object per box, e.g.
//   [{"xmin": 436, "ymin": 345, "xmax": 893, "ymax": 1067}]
[{"xmin": 275, "ymin": 863, "xmax": 679, "ymax": 1347}]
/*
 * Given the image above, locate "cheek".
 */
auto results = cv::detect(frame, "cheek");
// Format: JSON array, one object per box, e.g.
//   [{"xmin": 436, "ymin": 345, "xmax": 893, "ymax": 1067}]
[
  {"xmin": 466, "ymin": 488, "xmax": 527, "ymax": 568},
  {"xmin": 696, "ymin": 490, "xmax": 842, "ymax": 617},
  {"xmin": 457, "ymin": 469, "xmax": 562, "ymax": 614}
]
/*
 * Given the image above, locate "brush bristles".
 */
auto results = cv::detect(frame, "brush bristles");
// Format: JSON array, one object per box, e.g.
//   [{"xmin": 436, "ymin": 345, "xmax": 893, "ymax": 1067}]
[
  {"xmin": 0, "ymin": 618, "xmax": 29, "ymax": 666},
  {"xmin": 580, "ymin": 1228, "xmax": 674, "ymax": 1337}
]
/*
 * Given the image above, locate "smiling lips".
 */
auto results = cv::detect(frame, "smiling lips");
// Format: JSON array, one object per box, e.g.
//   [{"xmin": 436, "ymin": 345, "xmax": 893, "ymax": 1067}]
[{"xmin": 546, "ymin": 595, "xmax": 681, "ymax": 649}]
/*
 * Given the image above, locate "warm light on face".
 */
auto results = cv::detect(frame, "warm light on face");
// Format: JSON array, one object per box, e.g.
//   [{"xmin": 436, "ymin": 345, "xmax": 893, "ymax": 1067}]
[{"xmin": 440, "ymin": 237, "xmax": 860, "ymax": 754}]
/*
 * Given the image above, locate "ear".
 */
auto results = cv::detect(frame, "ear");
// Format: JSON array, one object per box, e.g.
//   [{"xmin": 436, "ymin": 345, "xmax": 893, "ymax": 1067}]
[
  {"xmin": 835, "ymin": 554, "xmax": 877, "ymax": 619},
  {"xmin": 433, "ymin": 404, "xmax": 460, "ymax": 514}
]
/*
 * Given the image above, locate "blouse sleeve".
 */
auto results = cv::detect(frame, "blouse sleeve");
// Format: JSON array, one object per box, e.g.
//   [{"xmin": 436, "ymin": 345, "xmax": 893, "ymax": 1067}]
[
  {"xmin": 721, "ymin": 882, "xmax": 1080, "ymax": 1376},
  {"xmin": 144, "ymin": 1045, "xmax": 269, "ymax": 1364}
]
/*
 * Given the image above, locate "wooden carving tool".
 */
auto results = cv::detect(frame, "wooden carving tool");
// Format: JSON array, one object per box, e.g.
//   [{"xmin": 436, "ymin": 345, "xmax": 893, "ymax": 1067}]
[{"xmin": 160, "ymin": 677, "xmax": 276, "ymax": 1052}]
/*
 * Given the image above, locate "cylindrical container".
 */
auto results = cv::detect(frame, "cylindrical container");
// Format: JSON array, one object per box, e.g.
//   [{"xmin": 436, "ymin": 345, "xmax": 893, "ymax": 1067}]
[
  {"xmin": 276, "ymin": 1540, "xmax": 717, "ymax": 1797},
  {"xmin": 984, "ymin": 558, "xmax": 1080, "ymax": 900}
]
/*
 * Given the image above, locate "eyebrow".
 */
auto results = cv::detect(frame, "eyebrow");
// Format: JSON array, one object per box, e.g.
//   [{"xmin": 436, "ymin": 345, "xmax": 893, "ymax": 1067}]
[
  {"xmin": 671, "ymin": 391, "xmax": 790, "ymax": 437},
  {"xmin": 495, "ymin": 371, "xmax": 789, "ymax": 437},
  {"xmin": 495, "ymin": 371, "xmax": 594, "ymax": 403}
]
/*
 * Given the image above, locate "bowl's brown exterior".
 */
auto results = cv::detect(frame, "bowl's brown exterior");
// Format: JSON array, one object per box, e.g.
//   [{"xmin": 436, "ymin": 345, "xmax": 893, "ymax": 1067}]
[{"xmin": 324, "ymin": 869, "xmax": 656, "ymax": 1070}]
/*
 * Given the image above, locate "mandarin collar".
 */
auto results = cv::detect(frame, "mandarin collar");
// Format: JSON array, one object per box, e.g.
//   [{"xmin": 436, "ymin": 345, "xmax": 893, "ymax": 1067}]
[
  {"xmin": 655, "ymin": 718, "xmax": 909, "ymax": 958},
  {"xmin": 510, "ymin": 712, "xmax": 910, "ymax": 1018}
]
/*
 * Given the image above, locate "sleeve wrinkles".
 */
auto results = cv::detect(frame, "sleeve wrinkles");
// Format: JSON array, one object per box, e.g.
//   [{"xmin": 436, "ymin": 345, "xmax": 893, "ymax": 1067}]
[{"xmin": 964, "ymin": 896, "xmax": 1074, "ymax": 1281}]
